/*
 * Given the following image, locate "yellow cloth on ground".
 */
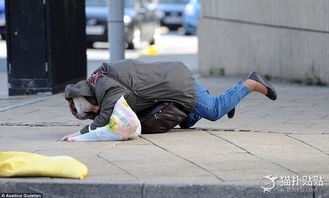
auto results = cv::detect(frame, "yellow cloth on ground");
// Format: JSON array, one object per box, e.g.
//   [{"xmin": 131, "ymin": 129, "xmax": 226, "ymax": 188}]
[{"xmin": 0, "ymin": 151, "xmax": 88, "ymax": 179}]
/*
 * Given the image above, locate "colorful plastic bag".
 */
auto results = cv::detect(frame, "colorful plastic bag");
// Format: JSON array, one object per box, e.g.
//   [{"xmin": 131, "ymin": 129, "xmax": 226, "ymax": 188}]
[
  {"xmin": 72, "ymin": 96, "xmax": 141, "ymax": 141},
  {"xmin": 0, "ymin": 151, "xmax": 88, "ymax": 179}
]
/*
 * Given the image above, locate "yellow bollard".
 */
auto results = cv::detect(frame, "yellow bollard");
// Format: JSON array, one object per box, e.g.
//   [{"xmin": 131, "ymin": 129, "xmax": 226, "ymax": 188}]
[{"xmin": 143, "ymin": 44, "xmax": 159, "ymax": 56}]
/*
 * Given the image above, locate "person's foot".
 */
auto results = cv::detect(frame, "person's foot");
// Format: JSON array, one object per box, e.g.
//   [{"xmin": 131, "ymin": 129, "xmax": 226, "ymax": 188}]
[
  {"xmin": 227, "ymin": 108, "xmax": 235, "ymax": 119},
  {"xmin": 247, "ymin": 72, "xmax": 277, "ymax": 100}
]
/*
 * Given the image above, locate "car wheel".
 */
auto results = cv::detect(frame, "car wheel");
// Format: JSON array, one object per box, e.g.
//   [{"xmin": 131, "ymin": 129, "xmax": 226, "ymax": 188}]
[
  {"xmin": 184, "ymin": 31, "xmax": 192, "ymax": 36},
  {"xmin": 87, "ymin": 41, "xmax": 94, "ymax": 49},
  {"xmin": 149, "ymin": 27, "xmax": 160, "ymax": 45},
  {"xmin": 149, "ymin": 38, "xmax": 155, "ymax": 45},
  {"xmin": 127, "ymin": 27, "xmax": 141, "ymax": 49},
  {"xmin": 184, "ymin": 27, "xmax": 193, "ymax": 36}
]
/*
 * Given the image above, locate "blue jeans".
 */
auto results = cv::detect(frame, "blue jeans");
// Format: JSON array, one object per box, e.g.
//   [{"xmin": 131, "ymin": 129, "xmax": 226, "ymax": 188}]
[{"xmin": 180, "ymin": 80, "xmax": 250, "ymax": 128}]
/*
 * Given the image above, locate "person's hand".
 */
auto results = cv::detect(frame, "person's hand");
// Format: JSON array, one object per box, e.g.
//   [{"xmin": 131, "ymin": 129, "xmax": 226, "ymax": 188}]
[{"xmin": 60, "ymin": 132, "xmax": 81, "ymax": 141}]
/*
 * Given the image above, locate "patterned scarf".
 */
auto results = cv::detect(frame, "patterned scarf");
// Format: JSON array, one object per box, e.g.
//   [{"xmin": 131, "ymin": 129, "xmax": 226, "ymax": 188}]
[{"xmin": 86, "ymin": 71, "xmax": 107, "ymax": 89}]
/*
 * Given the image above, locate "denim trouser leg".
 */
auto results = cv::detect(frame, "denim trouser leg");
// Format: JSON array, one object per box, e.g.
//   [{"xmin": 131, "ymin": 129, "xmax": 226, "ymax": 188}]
[{"xmin": 180, "ymin": 80, "xmax": 250, "ymax": 128}]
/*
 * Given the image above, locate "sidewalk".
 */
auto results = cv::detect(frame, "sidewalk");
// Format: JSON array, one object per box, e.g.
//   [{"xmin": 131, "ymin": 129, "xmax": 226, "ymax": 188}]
[{"xmin": 0, "ymin": 73, "xmax": 329, "ymax": 197}]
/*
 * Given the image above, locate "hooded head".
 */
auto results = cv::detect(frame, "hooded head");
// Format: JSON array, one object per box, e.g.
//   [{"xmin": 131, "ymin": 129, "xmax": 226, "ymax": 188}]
[{"xmin": 65, "ymin": 80, "xmax": 99, "ymax": 120}]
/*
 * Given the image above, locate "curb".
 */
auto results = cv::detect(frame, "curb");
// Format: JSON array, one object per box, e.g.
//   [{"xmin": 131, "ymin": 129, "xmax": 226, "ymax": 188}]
[{"xmin": 0, "ymin": 179, "xmax": 327, "ymax": 198}]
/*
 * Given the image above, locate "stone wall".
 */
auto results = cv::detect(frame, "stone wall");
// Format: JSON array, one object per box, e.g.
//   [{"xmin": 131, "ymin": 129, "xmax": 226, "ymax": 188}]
[{"xmin": 199, "ymin": 0, "xmax": 329, "ymax": 84}]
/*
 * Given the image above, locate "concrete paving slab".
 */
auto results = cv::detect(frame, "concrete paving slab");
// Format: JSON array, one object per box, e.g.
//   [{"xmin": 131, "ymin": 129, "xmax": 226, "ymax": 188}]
[
  {"xmin": 211, "ymin": 131, "xmax": 329, "ymax": 177},
  {"xmin": 0, "ymin": 95, "xmax": 51, "ymax": 111},
  {"xmin": 0, "ymin": 94, "xmax": 89, "ymax": 127},
  {"xmin": 288, "ymin": 134, "xmax": 329, "ymax": 155},
  {"xmin": 36, "ymin": 149, "xmax": 137, "ymax": 181},
  {"xmin": 99, "ymin": 136, "xmax": 220, "ymax": 182},
  {"xmin": 142, "ymin": 130, "xmax": 294, "ymax": 182}
]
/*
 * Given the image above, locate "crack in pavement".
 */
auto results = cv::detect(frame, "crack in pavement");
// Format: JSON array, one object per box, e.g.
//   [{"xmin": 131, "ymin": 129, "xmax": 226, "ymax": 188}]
[
  {"xmin": 2, "ymin": 122, "xmax": 329, "ymax": 136},
  {"xmin": 197, "ymin": 127, "xmax": 329, "ymax": 135},
  {"xmin": 285, "ymin": 134, "xmax": 329, "ymax": 157},
  {"xmin": 204, "ymin": 131, "xmax": 299, "ymax": 176},
  {"xmin": 321, "ymin": 114, "xmax": 329, "ymax": 119},
  {"xmin": 139, "ymin": 135, "xmax": 225, "ymax": 182},
  {"xmin": 96, "ymin": 147, "xmax": 139, "ymax": 181},
  {"xmin": 0, "ymin": 121, "xmax": 83, "ymax": 127}
]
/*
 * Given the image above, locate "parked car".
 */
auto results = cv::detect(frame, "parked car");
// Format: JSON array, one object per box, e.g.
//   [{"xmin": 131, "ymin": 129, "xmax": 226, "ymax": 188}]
[
  {"xmin": 85, "ymin": 0, "xmax": 159, "ymax": 49},
  {"xmin": 182, "ymin": 0, "xmax": 200, "ymax": 35},
  {"xmin": 158, "ymin": 0, "xmax": 188, "ymax": 29},
  {"xmin": 0, "ymin": 0, "xmax": 5, "ymax": 40}
]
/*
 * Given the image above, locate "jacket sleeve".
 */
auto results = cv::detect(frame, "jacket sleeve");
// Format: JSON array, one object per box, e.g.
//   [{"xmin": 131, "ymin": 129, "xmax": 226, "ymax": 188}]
[
  {"xmin": 92, "ymin": 64, "xmax": 107, "ymax": 74},
  {"xmin": 79, "ymin": 87, "xmax": 124, "ymax": 134}
]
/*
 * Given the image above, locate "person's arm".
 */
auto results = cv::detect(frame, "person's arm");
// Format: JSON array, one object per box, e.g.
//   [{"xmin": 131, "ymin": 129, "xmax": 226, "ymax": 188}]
[{"xmin": 80, "ymin": 88, "xmax": 124, "ymax": 134}]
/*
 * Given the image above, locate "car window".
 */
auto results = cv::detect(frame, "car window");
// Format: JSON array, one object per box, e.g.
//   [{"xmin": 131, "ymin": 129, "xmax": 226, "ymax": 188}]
[
  {"xmin": 86, "ymin": 0, "xmax": 135, "ymax": 8},
  {"xmin": 125, "ymin": 0, "xmax": 135, "ymax": 8},
  {"xmin": 86, "ymin": 0, "xmax": 107, "ymax": 7},
  {"xmin": 160, "ymin": 0, "xmax": 188, "ymax": 4}
]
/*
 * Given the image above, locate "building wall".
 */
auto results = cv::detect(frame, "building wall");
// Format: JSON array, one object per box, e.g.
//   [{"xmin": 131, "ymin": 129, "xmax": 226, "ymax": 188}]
[{"xmin": 199, "ymin": 0, "xmax": 329, "ymax": 84}]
